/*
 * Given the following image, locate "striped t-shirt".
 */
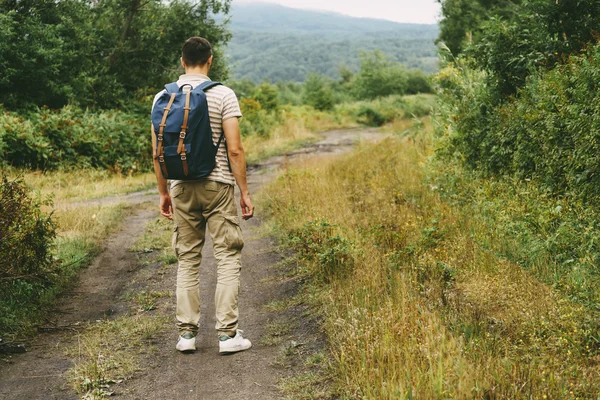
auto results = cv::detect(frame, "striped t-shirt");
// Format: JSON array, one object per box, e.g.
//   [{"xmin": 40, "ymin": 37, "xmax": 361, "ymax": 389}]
[{"xmin": 152, "ymin": 73, "xmax": 242, "ymax": 186}]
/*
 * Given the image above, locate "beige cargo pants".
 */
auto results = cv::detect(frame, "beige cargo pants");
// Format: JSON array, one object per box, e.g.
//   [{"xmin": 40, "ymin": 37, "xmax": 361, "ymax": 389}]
[{"xmin": 170, "ymin": 179, "xmax": 244, "ymax": 337}]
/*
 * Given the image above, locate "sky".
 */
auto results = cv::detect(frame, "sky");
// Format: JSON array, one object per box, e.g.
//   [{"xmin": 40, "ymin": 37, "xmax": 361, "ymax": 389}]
[{"xmin": 236, "ymin": 0, "xmax": 441, "ymax": 24}]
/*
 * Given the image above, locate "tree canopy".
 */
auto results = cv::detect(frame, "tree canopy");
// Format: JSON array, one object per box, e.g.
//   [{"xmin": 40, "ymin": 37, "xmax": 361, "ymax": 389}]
[{"xmin": 0, "ymin": 0, "xmax": 232, "ymax": 110}]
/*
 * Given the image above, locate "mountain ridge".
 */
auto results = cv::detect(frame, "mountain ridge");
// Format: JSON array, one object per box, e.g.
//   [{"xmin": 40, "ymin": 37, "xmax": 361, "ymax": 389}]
[{"xmin": 222, "ymin": 3, "xmax": 439, "ymax": 82}]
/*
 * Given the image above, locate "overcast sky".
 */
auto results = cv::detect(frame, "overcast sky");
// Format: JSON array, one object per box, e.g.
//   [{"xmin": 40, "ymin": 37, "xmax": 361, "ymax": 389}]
[{"xmin": 235, "ymin": 0, "xmax": 441, "ymax": 24}]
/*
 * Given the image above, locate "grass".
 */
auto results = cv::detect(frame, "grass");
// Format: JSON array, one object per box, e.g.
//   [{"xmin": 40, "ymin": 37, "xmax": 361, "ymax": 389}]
[
  {"xmin": 66, "ymin": 314, "xmax": 169, "ymax": 398},
  {"xmin": 67, "ymin": 206, "xmax": 175, "ymax": 399},
  {"xmin": 262, "ymin": 119, "xmax": 600, "ymax": 398},
  {"xmin": 0, "ymin": 165, "xmax": 156, "ymax": 340},
  {"xmin": 243, "ymin": 95, "xmax": 435, "ymax": 164},
  {"xmin": 244, "ymin": 106, "xmax": 355, "ymax": 164},
  {"xmin": 3, "ymin": 168, "xmax": 155, "ymax": 202}
]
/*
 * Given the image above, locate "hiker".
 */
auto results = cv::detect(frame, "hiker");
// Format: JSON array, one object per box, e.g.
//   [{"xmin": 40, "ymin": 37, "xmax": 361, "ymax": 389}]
[{"xmin": 151, "ymin": 36, "xmax": 254, "ymax": 354}]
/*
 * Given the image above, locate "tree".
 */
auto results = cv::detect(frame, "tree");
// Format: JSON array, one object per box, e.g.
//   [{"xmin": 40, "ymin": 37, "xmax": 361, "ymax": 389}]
[
  {"xmin": 352, "ymin": 51, "xmax": 408, "ymax": 100},
  {"xmin": 0, "ymin": 0, "xmax": 233, "ymax": 110},
  {"xmin": 436, "ymin": 0, "xmax": 523, "ymax": 55},
  {"xmin": 302, "ymin": 73, "xmax": 334, "ymax": 111}
]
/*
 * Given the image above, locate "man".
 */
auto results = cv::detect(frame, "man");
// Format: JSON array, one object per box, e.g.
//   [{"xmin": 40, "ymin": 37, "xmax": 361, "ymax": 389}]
[{"xmin": 151, "ymin": 37, "xmax": 254, "ymax": 354}]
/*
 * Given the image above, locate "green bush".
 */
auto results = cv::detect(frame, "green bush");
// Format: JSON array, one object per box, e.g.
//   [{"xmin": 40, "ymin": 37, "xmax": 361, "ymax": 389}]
[
  {"xmin": 238, "ymin": 97, "xmax": 280, "ymax": 137},
  {"xmin": 302, "ymin": 73, "xmax": 335, "ymax": 111},
  {"xmin": 405, "ymin": 70, "xmax": 433, "ymax": 95},
  {"xmin": 0, "ymin": 176, "xmax": 56, "ymax": 337},
  {"xmin": 437, "ymin": 43, "xmax": 600, "ymax": 202},
  {"xmin": 356, "ymin": 106, "xmax": 395, "ymax": 127},
  {"xmin": 288, "ymin": 219, "xmax": 355, "ymax": 283},
  {"xmin": 352, "ymin": 51, "xmax": 409, "ymax": 100},
  {"xmin": 0, "ymin": 107, "xmax": 150, "ymax": 172}
]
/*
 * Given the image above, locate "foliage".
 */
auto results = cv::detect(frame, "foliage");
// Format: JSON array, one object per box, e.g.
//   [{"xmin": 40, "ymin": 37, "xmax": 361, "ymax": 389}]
[
  {"xmin": 0, "ymin": 0, "xmax": 231, "ymax": 110},
  {"xmin": 0, "ymin": 176, "xmax": 56, "ymax": 337},
  {"xmin": 288, "ymin": 219, "xmax": 355, "ymax": 283},
  {"xmin": 437, "ymin": 39, "xmax": 600, "ymax": 202},
  {"xmin": 0, "ymin": 107, "xmax": 150, "ymax": 172},
  {"xmin": 351, "ymin": 51, "xmax": 409, "ymax": 100},
  {"xmin": 302, "ymin": 74, "xmax": 335, "ymax": 112},
  {"xmin": 436, "ymin": 0, "xmax": 522, "ymax": 55}
]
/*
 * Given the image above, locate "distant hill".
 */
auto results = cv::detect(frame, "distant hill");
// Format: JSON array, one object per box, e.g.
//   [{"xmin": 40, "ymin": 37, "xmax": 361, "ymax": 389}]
[{"xmin": 222, "ymin": 3, "xmax": 439, "ymax": 82}]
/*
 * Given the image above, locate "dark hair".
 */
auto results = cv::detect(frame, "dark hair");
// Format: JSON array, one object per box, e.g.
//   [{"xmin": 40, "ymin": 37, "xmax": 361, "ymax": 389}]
[{"xmin": 182, "ymin": 37, "xmax": 212, "ymax": 67}]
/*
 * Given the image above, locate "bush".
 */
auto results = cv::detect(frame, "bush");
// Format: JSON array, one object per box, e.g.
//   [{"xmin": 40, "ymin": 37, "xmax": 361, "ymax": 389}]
[
  {"xmin": 302, "ymin": 73, "xmax": 335, "ymax": 111},
  {"xmin": 352, "ymin": 51, "xmax": 409, "ymax": 100},
  {"xmin": 356, "ymin": 106, "xmax": 395, "ymax": 127},
  {"xmin": 405, "ymin": 70, "xmax": 433, "ymax": 95},
  {"xmin": 239, "ymin": 98, "xmax": 280, "ymax": 137},
  {"xmin": 289, "ymin": 219, "xmax": 355, "ymax": 283},
  {"xmin": 0, "ymin": 107, "xmax": 150, "ymax": 172},
  {"xmin": 437, "ymin": 43, "xmax": 600, "ymax": 202},
  {"xmin": 0, "ymin": 176, "xmax": 57, "ymax": 336}
]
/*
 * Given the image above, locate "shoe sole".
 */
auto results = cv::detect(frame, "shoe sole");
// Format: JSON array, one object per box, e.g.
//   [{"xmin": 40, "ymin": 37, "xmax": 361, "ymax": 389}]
[{"xmin": 219, "ymin": 343, "xmax": 252, "ymax": 354}]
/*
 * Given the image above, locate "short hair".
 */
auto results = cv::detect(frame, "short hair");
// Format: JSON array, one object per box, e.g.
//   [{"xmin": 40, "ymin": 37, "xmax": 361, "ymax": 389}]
[{"xmin": 182, "ymin": 37, "xmax": 212, "ymax": 67}]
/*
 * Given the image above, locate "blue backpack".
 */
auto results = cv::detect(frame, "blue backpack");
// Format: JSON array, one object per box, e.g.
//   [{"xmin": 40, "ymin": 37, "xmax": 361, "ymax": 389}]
[{"xmin": 151, "ymin": 81, "xmax": 225, "ymax": 180}]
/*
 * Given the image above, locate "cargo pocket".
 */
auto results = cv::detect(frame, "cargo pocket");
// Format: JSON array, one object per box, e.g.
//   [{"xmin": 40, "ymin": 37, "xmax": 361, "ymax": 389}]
[
  {"xmin": 170, "ymin": 183, "xmax": 184, "ymax": 199},
  {"xmin": 172, "ymin": 225, "xmax": 179, "ymax": 258},
  {"xmin": 223, "ymin": 215, "xmax": 244, "ymax": 250}
]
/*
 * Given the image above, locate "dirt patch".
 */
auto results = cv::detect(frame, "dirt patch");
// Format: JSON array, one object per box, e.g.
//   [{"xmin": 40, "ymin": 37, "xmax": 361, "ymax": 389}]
[{"xmin": 0, "ymin": 128, "xmax": 388, "ymax": 399}]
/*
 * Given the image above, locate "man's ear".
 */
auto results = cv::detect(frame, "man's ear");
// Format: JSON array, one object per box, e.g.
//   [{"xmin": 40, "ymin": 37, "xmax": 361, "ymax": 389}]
[
  {"xmin": 207, "ymin": 55, "xmax": 213, "ymax": 68},
  {"xmin": 180, "ymin": 57, "xmax": 186, "ymax": 69}
]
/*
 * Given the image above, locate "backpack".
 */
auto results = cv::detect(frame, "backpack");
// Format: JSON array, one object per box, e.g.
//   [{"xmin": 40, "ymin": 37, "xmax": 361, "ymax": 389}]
[{"xmin": 151, "ymin": 81, "xmax": 224, "ymax": 180}]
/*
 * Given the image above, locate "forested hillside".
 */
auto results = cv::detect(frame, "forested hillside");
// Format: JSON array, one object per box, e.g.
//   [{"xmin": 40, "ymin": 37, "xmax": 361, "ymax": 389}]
[{"xmin": 223, "ymin": 3, "xmax": 439, "ymax": 82}]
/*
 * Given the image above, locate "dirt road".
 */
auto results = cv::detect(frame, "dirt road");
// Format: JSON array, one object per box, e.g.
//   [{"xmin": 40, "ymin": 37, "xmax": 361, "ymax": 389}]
[{"xmin": 0, "ymin": 128, "xmax": 384, "ymax": 400}]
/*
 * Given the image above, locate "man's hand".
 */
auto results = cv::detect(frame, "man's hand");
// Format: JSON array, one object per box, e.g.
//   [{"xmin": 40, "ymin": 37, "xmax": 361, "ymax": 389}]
[
  {"xmin": 160, "ymin": 193, "xmax": 173, "ymax": 220},
  {"xmin": 240, "ymin": 192, "xmax": 254, "ymax": 220}
]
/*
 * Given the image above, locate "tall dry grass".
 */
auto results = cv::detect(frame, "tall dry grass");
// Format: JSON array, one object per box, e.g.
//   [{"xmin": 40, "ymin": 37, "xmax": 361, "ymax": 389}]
[
  {"xmin": 244, "ymin": 106, "xmax": 358, "ymax": 164},
  {"xmin": 262, "ymin": 124, "xmax": 599, "ymax": 398}
]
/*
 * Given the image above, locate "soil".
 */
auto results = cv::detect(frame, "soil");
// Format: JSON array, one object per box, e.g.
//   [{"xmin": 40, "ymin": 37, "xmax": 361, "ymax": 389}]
[{"xmin": 0, "ymin": 128, "xmax": 387, "ymax": 400}]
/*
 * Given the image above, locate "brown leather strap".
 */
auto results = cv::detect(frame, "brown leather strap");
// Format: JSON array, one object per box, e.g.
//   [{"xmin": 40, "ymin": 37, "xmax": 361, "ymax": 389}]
[
  {"xmin": 156, "ymin": 93, "xmax": 177, "ymax": 161},
  {"xmin": 177, "ymin": 91, "xmax": 192, "ymax": 155},
  {"xmin": 159, "ymin": 155, "xmax": 168, "ymax": 177},
  {"xmin": 181, "ymin": 154, "xmax": 189, "ymax": 176}
]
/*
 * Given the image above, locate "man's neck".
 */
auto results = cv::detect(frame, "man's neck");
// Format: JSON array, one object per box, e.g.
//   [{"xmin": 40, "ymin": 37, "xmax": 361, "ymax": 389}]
[{"xmin": 184, "ymin": 66, "xmax": 210, "ymax": 77}]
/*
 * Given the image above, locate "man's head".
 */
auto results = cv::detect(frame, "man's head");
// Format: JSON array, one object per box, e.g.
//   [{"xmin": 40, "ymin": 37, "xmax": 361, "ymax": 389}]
[{"xmin": 181, "ymin": 37, "xmax": 213, "ymax": 73}]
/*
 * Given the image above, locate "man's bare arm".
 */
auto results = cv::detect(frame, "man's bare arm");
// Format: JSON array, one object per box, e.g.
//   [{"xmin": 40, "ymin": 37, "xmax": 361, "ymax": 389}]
[
  {"xmin": 152, "ymin": 124, "xmax": 173, "ymax": 220},
  {"xmin": 223, "ymin": 117, "xmax": 254, "ymax": 220}
]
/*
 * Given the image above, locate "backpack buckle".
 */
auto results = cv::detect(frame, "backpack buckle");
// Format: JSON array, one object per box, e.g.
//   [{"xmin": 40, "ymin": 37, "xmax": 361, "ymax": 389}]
[
  {"xmin": 179, "ymin": 132, "xmax": 186, "ymax": 139},
  {"xmin": 180, "ymin": 154, "xmax": 187, "ymax": 161},
  {"xmin": 157, "ymin": 134, "xmax": 163, "ymax": 141},
  {"xmin": 158, "ymin": 155, "xmax": 165, "ymax": 163}
]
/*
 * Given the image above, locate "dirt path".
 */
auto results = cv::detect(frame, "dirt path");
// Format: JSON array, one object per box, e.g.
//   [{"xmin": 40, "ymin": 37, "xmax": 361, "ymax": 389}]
[{"xmin": 0, "ymin": 128, "xmax": 386, "ymax": 400}]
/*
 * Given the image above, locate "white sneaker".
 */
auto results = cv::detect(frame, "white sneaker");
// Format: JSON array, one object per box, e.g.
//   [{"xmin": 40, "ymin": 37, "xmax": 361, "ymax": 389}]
[
  {"xmin": 219, "ymin": 330, "xmax": 252, "ymax": 354},
  {"xmin": 176, "ymin": 332, "xmax": 196, "ymax": 352}
]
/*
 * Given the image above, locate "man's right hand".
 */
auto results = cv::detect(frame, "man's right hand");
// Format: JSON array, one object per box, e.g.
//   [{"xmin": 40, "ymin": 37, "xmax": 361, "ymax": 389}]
[
  {"xmin": 160, "ymin": 193, "xmax": 173, "ymax": 220},
  {"xmin": 240, "ymin": 192, "xmax": 254, "ymax": 220}
]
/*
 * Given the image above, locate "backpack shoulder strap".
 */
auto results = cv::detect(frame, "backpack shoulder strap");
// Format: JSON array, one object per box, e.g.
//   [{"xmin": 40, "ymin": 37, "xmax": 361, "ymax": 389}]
[
  {"xmin": 194, "ymin": 81, "xmax": 222, "ymax": 93},
  {"xmin": 164, "ymin": 82, "xmax": 180, "ymax": 93}
]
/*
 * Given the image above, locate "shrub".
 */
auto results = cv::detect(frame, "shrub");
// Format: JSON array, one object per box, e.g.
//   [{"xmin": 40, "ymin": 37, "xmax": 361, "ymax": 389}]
[
  {"xmin": 356, "ymin": 105, "xmax": 395, "ymax": 127},
  {"xmin": 405, "ymin": 70, "xmax": 433, "ymax": 95},
  {"xmin": 239, "ymin": 98, "xmax": 280, "ymax": 137},
  {"xmin": 302, "ymin": 73, "xmax": 335, "ymax": 111},
  {"xmin": 0, "ymin": 176, "xmax": 57, "ymax": 336},
  {"xmin": 352, "ymin": 51, "xmax": 409, "ymax": 100},
  {"xmin": 0, "ymin": 107, "xmax": 150, "ymax": 172},
  {"xmin": 288, "ymin": 219, "xmax": 355, "ymax": 283},
  {"xmin": 437, "ymin": 43, "xmax": 600, "ymax": 202}
]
